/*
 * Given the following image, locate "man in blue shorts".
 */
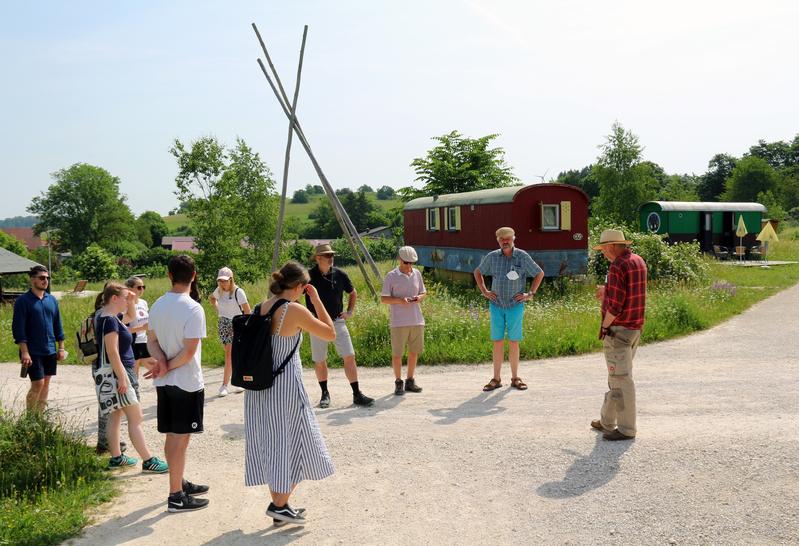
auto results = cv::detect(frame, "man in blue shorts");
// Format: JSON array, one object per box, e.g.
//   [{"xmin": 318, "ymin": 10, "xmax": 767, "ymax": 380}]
[
  {"xmin": 474, "ymin": 227, "xmax": 544, "ymax": 392},
  {"xmin": 12, "ymin": 265, "xmax": 66, "ymax": 411}
]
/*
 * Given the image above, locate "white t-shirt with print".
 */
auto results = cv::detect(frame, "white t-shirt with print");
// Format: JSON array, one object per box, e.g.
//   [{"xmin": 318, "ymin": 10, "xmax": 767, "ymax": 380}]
[
  {"xmin": 212, "ymin": 286, "xmax": 248, "ymax": 320},
  {"xmin": 149, "ymin": 291, "xmax": 206, "ymax": 392},
  {"xmin": 129, "ymin": 299, "xmax": 149, "ymax": 344}
]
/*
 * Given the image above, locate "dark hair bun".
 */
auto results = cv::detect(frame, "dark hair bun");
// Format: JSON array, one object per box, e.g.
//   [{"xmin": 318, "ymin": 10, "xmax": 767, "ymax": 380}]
[{"xmin": 272, "ymin": 271, "xmax": 284, "ymax": 282}]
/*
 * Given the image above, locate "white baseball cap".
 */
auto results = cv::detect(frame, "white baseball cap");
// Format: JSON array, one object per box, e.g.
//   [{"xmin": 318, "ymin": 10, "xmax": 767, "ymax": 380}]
[
  {"xmin": 216, "ymin": 267, "xmax": 233, "ymax": 280},
  {"xmin": 398, "ymin": 246, "xmax": 418, "ymax": 263}
]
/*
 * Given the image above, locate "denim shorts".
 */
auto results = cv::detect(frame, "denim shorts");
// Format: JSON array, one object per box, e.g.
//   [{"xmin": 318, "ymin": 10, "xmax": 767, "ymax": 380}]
[{"xmin": 489, "ymin": 302, "xmax": 524, "ymax": 341}]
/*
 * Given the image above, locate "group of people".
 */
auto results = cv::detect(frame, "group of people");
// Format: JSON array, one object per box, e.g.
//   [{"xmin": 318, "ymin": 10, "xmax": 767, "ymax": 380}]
[{"xmin": 10, "ymin": 225, "xmax": 647, "ymax": 524}]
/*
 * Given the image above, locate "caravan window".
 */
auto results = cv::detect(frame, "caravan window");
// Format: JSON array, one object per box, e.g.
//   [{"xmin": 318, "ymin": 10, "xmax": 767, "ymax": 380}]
[{"xmin": 541, "ymin": 204, "xmax": 560, "ymax": 231}]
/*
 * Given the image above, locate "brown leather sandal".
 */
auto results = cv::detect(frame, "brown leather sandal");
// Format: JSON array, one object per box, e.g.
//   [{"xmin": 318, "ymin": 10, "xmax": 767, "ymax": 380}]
[
  {"xmin": 482, "ymin": 378, "xmax": 502, "ymax": 391},
  {"xmin": 511, "ymin": 377, "xmax": 528, "ymax": 390}
]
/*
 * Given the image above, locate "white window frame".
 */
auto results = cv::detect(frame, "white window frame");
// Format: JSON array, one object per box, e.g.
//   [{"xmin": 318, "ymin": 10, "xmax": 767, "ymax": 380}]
[
  {"xmin": 426, "ymin": 208, "xmax": 440, "ymax": 231},
  {"xmin": 446, "ymin": 206, "xmax": 461, "ymax": 231},
  {"xmin": 541, "ymin": 204, "xmax": 560, "ymax": 231}
]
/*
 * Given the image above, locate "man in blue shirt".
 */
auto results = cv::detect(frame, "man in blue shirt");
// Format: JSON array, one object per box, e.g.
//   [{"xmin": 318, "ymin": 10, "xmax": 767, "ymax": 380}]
[
  {"xmin": 474, "ymin": 227, "xmax": 544, "ymax": 392},
  {"xmin": 12, "ymin": 265, "xmax": 66, "ymax": 411}
]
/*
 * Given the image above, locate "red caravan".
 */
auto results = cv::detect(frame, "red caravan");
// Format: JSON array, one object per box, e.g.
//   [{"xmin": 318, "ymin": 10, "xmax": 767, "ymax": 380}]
[{"xmin": 403, "ymin": 184, "xmax": 589, "ymax": 280}]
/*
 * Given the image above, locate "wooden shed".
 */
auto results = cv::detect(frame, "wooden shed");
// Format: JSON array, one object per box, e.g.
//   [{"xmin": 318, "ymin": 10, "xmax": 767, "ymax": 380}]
[
  {"xmin": 639, "ymin": 201, "xmax": 766, "ymax": 252},
  {"xmin": 403, "ymin": 184, "xmax": 589, "ymax": 281}
]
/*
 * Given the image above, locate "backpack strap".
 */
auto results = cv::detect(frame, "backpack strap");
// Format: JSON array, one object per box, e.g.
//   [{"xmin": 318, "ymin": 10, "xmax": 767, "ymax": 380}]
[
  {"xmin": 275, "ymin": 302, "xmax": 291, "ymax": 336},
  {"xmin": 235, "ymin": 287, "xmax": 244, "ymax": 314}
]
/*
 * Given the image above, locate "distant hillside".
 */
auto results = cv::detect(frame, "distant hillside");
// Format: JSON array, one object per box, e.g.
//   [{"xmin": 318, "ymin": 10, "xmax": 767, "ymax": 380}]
[
  {"xmin": 163, "ymin": 192, "xmax": 402, "ymax": 235},
  {"xmin": 0, "ymin": 215, "xmax": 38, "ymax": 228}
]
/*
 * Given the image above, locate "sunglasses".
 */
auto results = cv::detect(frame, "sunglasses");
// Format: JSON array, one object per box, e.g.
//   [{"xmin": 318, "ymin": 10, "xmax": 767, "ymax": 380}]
[
  {"xmin": 135, "ymin": 285, "xmax": 146, "ymax": 290},
  {"xmin": 35, "ymin": 276, "xmax": 50, "ymax": 281}
]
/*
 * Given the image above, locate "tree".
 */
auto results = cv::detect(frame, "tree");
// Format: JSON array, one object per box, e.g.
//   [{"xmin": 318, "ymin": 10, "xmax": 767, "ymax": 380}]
[
  {"xmin": 0, "ymin": 230, "xmax": 29, "ymax": 257},
  {"xmin": 591, "ymin": 123, "xmax": 657, "ymax": 224},
  {"xmin": 307, "ymin": 191, "xmax": 385, "ymax": 238},
  {"xmin": 27, "ymin": 163, "xmax": 137, "ymax": 254},
  {"xmin": 376, "ymin": 185, "xmax": 395, "ymax": 200},
  {"xmin": 135, "ymin": 211, "xmax": 169, "ymax": 247},
  {"xmin": 747, "ymin": 138, "xmax": 798, "ymax": 169},
  {"xmin": 556, "ymin": 166, "xmax": 598, "ymax": 202},
  {"xmin": 757, "ymin": 190, "xmax": 786, "ymax": 222},
  {"xmin": 722, "ymin": 156, "xmax": 778, "ymax": 202},
  {"xmin": 335, "ymin": 187, "xmax": 353, "ymax": 196},
  {"xmin": 657, "ymin": 175, "xmax": 700, "ymax": 202},
  {"xmin": 304, "ymin": 184, "xmax": 324, "ymax": 195},
  {"xmin": 697, "ymin": 154, "xmax": 737, "ymax": 201},
  {"xmin": 171, "ymin": 136, "xmax": 278, "ymax": 286},
  {"xmin": 291, "ymin": 189, "xmax": 309, "ymax": 203},
  {"xmin": 404, "ymin": 130, "xmax": 518, "ymax": 199},
  {"xmin": 358, "ymin": 184, "xmax": 374, "ymax": 193},
  {"xmin": 776, "ymin": 165, "xmax": 799, "ymax": 211},
  {"xmin": 71, "ymin": 243, "xmax": 118, "ymax": 281}
]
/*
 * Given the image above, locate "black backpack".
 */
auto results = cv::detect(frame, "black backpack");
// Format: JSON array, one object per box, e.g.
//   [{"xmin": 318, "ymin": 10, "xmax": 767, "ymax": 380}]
[{"xmin": 230, "ymin": 299, "xmax": 300, "ymax": 391}]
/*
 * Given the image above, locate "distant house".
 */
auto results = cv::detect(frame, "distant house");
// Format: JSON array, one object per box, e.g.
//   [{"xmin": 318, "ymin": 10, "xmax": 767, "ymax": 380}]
[
  {"xmin": 161, "ymin": 236, "xmax": 199, "ymax": 253},
  {"xmin": 1, "ymin": 228, "xmax": 46, "ymax": 251},
  {"xmin": 358, "ymin": 226, "xmax": 393, "ymax": 239}
]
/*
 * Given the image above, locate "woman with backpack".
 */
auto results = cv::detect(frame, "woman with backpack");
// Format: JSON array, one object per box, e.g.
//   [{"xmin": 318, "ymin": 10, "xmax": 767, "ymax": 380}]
[
  {"xmin": 244, "ymin": 261, "xmax": 336, "ymax": 526},
  {"xmin": 95, "ymin": 282, "xmax": 168, "ymax": 473},
  {"xmin": 124, "ymin": 276, "xmax": 150, "ymax": 379},
  {"xmin": 211, "ymin": 266, "xmax": 251, "ymax": 397}
]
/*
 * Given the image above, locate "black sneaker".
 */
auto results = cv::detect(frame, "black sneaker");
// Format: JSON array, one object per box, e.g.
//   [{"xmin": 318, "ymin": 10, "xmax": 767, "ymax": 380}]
[
  {"xmin": 182, "ymin": 479, "xmax": 209, "ymax": 496},
  {"xmin": 319, "ymin": 391, "xmax": 331, "ymax": 408},
  {"xmin": 353, "ymin": 391, "xmax": 374, "ymax": 407},
  {"xmin": 273, "ymin": 508, "xmax": 306, "ymax": 527},
  {"xmin": 405, "ymin": 378, "xmax": 423, "ymax": 393},
  {"xmin": 266, "ymin": 503, "xmax": 306, "ymax": 525},
  {"xmin": 394, "ymin": 379, "xmax": 404, "ymax": 396},
  {"xmin": 167, "ymin": 491, "xmax": 209, "ymax": 513}
]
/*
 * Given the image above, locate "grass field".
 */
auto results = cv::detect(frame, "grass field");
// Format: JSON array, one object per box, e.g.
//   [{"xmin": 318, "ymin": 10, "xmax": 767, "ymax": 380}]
[
  {"xmin": 2, "ymin": 225, "xmax": 798, "ymax": 368},
  {"xmin": 163, "ymin": 192, "xmax": 403, "ymax": 234}
]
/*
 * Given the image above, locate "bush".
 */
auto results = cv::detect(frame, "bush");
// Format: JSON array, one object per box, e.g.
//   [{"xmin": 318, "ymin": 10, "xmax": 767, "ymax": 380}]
[
  {"xmin": 329, "ymin": 237, "xmax": 399, "ymax": 266},
  {"xmin": 291, "ymin": 189, "xmax": 309, "ymax": 203},
  {"xmin": 71, "ymin": 244, "xmax": 118, "ymax": 281},
  {"xmin": 587, "ymin": 218, "xmax": 709, "ymax": 285}
]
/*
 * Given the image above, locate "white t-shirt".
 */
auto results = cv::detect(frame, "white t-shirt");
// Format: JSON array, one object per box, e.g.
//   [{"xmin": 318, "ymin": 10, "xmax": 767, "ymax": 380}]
[
  {"xmin": 149, "ymin": 291, "xmax": 206, "ymax": 392},
  {"xmin": 212, "ymin": 286, "xmax": 248, "ymax": 319},
  {"xmin": 129, "ymin": 299, "xmax": 149, "ymax": 344}
]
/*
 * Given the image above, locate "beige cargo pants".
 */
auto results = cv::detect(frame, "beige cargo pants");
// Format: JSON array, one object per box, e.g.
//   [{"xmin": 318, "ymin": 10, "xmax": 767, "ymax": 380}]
[{"xmin": 599, "ymin": 326, "xmax": 641, "ymax": 437}]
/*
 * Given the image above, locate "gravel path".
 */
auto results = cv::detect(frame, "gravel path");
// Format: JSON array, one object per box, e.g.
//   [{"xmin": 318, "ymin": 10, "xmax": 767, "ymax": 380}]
[{"xmin": 2, "ymin": 283, "xmax": 798, "ymax": 545}]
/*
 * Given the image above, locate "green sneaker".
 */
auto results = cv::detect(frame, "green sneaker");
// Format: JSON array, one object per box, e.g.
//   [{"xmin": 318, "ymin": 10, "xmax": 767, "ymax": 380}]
[
  {"xmin": 108, "ymin": 454, "xmax": 138, "ymax": 469},
  {"xmin": 142, "ymin": 456, "xmax": 169, "ymax": 473}
]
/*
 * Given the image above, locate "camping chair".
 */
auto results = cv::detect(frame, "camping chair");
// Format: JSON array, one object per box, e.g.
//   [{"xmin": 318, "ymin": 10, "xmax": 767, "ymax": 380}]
[
  {"xmin": 713, "ymin": 245, "xmax": 730, "ymax": 260},
  {"xmin": 70, "ymin": 279, "xmax": 88, "ymax": 294},
  {"xmin": 750, "ymin": 245, "xmax": 763, "ymax": 262},
  {"xmin": 733, "ymin": 246, "xmax": 747, "ymax": 260}
]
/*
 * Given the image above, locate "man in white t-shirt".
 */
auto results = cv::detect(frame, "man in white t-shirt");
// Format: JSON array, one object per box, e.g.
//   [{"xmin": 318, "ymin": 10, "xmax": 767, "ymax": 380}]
[{"xmin": 146, "ymin": 255, "xmax": 209, "ymax": 513}]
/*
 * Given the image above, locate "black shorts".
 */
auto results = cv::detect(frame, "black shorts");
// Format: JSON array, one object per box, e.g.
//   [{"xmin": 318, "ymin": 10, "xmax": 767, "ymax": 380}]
[
  {"xmin": 27, "ymin": 353, "xmax": 57, "ymax": 381},
  {"xmin": 156, "ymin": 385, "xmax": 204, "ymax": 434},
  {"xmin": 132, "ymin": 343, "xmax": 150, "ymax": 360}
]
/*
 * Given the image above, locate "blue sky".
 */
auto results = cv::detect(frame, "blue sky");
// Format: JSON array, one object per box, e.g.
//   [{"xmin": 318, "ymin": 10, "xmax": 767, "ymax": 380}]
[{"xmin": 2, "ymin": 0, "xmax": 797, "ymax": 218}]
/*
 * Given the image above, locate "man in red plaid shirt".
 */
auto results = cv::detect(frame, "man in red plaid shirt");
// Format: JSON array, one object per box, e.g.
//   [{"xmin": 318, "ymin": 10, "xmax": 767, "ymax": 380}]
[{"xmin": 591, "ymin": 229, "xmax": 647, "ymax": 441}]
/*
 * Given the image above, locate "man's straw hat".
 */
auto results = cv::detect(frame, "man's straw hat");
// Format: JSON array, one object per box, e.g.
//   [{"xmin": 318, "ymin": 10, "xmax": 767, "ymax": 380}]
[
  {"xmin": 495, "ymin": 226, "xmax": 515, "ymax": 238},
  {"xmin": 592, "ymin": 229, "xmax": 632, "ymax": 250}
]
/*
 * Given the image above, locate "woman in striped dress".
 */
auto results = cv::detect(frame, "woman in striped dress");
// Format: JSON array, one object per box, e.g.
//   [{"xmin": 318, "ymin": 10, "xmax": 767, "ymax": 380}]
[{"xmin": 245, "ymin": 261, "xmax": 336, "ymax": 525}]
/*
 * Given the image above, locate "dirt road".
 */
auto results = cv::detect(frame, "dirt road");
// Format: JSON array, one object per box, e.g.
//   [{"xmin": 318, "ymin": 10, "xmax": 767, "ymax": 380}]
[{"xmin": 2, "ymin": 283, "xmax": 797, "ymax": 545}]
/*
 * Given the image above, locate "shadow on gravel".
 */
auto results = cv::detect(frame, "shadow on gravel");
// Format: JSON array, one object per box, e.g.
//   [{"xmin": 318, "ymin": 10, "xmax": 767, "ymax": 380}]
[
  {"xmin": 427, "ymin": 388, "xmax": 510, "ymax": 425},
  {"xmin": 536, "ymin": 433, "xmax": 633, "ymax": 498},
  {"xmin": 324, "ymin": 394, "xmax": 404, "ymax": 426},
  {"xmin": 221, "ymin": 422, "xmax": 245, "ymax": 441},
  {"xmin": 73, "ymin": 500, "xmax": 168, "ymax": 544},
  {"xmin": 201, "ymin": 525, "xmax": 309, "ymax": 545}
]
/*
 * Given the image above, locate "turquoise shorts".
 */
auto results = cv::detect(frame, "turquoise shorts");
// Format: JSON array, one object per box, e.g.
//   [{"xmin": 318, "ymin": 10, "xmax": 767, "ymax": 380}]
[{"xmin": 489, "ymin": 302, "xmax": 524, "ymax": 341}]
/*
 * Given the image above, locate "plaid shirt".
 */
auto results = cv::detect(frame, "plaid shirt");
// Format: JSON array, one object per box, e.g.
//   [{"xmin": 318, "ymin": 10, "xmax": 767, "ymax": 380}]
[
  {"xmin": 602, "ymin": 249, "xmax": 647, "ymax": 330},
  {"xmin": 477, "ymin": 247, "xmax": 543, "ymax": 309}
]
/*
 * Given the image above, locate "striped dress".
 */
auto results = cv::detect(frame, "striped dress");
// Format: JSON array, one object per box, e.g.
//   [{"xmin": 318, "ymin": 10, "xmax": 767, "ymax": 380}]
[{"xmin": 244, "ymin": 303, "xmax": 335, "ymax": 493}]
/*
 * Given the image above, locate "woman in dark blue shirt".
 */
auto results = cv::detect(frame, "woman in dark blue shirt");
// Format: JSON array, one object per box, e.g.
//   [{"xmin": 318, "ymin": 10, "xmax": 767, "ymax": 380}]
[{"xmin": 95, "ymin": 282, "xmax": 168, "ymax": 472}]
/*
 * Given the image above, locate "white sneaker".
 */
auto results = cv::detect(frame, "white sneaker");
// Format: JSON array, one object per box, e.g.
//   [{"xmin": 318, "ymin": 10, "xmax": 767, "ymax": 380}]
[
  {"xmin": 218, "ymin": 384, "xmax": 229, "ymax": 397},
  {"xmin": 230, "ymin": 385, "xmax": 244, "ymax": 394}
]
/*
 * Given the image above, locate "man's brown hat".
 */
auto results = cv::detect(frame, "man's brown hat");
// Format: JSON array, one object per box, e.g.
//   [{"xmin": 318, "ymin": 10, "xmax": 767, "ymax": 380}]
[
  {"xmin": 314, "ymin": 243, "xmax": 336, "ymax": 256},
  {"xmin": 592, "ymin": 229, "xmax": 632, "ymax": 250},
  {"xmin": 495, "ymin": 226, "xmax": 515, "ymax": 238}
]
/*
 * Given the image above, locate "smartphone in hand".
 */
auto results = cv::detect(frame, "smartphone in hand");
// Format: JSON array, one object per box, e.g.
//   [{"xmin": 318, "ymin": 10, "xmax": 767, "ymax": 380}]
[{"xmin": 20, "ymin": 363, "xmax": 28, "ymax": 378}]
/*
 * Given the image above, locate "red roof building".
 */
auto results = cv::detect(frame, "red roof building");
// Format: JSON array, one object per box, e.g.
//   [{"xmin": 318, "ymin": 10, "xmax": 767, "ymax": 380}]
[{"xmin": 1, "ymin": 228, "xmax": 46, "ymax": 251}]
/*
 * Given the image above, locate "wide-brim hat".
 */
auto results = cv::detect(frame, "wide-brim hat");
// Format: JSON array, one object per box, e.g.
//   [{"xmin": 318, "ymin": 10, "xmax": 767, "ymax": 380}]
[
  {"xmin": 314, "ymin": 243, "xmax": 336, "ymax": 256},
  {"xmin": 592, "ymin": 229, "xmax": 632, "ymax": 250}
]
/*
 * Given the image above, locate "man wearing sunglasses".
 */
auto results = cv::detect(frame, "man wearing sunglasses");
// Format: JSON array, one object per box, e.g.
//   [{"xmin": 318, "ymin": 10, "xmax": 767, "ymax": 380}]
[
  {"xmin": 305, "ymin": 243, "xmax": 374, "ymax": 408},
  {"xmin": 12, "ymin": 265, "xmax": 66, "ymax": 411}
]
